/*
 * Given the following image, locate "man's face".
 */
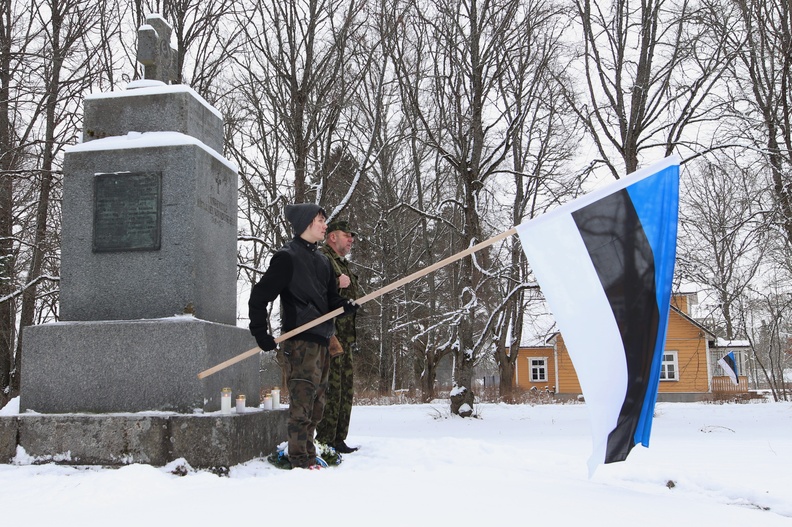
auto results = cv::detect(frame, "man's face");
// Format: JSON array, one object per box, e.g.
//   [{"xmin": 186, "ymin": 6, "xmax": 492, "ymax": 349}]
[
  {"xmin": 303, "ymin": 213, "xmax": 327, "ymax": 243},
  {"xmin": 328, "ymin": 230, "xmax": 355, "ymax": 257}
]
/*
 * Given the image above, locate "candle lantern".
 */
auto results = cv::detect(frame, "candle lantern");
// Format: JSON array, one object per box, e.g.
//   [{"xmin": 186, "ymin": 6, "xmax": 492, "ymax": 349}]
[{"xmin": 220, "ymin": 387, "xmax": 232, "ymax": 414}]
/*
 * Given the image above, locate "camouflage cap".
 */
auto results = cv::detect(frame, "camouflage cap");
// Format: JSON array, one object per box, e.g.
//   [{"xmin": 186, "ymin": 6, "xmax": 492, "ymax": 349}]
[{"xmin": 326, "ymin": 219, "xmax": 357, "ymax": 237}]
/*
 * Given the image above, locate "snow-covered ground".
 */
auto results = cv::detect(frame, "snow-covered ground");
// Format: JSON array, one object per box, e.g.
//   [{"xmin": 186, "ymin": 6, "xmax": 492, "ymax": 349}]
[{"xmin": 1, "ymin": 398, "xmax": 790, "ymax": 526}]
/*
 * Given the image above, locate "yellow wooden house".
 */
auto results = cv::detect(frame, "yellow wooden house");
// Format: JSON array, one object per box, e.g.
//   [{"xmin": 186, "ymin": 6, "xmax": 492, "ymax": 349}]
[{"xmin": 514, "ymin": 294, "xmax": 750, "ymax": 401}]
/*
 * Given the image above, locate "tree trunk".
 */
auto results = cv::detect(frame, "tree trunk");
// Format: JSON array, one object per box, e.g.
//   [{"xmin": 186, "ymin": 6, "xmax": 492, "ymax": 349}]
[
  {"xmin": 378, "ymin": 290, "xmax": 393, "ymax": 395},
  {"xmin": 498, "ymin": 360, "xmax": 515, "ymax": 402},
  {"xmin": 450, "ymin": 339, "xmax": 475, "ymax": 417},
  {"xmin": 768, "ymin": 141, "xmax": 792, "ymax": 247},
  {"xmin": 422, "ymin": 352, "xmax": 437, "ymax": 402},
  {"xmin": 14, "ymin": 5, "xmax": 63, "ymax": 393},
  {"xmin": 0, "ymin": 167, "xmax": 12, "ymax": 404},
  {"xmin": 0, "ymin": 2, "xmax": 14, "ymax": 405},
  {"xmin": 449, "ymin": 212, "xmax": 479, "ymax": 415}
]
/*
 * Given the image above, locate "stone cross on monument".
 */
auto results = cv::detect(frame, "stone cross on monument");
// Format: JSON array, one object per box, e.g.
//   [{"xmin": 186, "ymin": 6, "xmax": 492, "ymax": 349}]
[{"xmin": 137, "ymin": 14, "xmax": 178, "ymax": 83}]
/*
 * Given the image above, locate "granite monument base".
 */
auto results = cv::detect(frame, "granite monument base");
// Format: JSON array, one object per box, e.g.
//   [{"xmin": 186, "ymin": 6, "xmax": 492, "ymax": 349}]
[
  {"xmin": 20, "ymin": 317, "xmax": 262, "ymax": 414},
  {"xmin": 60, "ymin": 142, "xmax": 239, "ymax": 326},
  {"xmin": 0, "ymin": 409, "xmax": 288, "ymax": 469}
]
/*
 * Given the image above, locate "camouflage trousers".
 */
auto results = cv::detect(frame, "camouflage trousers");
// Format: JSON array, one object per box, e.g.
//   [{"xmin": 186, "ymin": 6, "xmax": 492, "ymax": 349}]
[
  {"xmin": 315, "ymin": 346, "xmax": 354, "ymax": 445},
  {"xmin": 282, "ymin": 339, "xmax": 330, "ymax": 468}
]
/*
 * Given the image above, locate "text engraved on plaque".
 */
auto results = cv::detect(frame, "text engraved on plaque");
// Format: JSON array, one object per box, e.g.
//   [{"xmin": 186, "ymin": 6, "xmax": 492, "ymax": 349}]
[{"xmin": 93, "ymin": 172, "xmax": 162, "ymax": 252}]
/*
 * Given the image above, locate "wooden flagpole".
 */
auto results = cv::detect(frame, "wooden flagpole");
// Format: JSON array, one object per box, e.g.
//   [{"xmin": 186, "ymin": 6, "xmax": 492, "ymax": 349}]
[{"xmin": 197, "ymin": 227, "xmax": 518, "ymax": 379}]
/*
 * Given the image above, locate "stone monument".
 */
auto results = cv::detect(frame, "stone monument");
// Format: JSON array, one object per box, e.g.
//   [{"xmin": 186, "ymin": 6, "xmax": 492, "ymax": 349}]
[{"xmin": 0, "ymin": 15, "xmax": 285, "ymax": 468}]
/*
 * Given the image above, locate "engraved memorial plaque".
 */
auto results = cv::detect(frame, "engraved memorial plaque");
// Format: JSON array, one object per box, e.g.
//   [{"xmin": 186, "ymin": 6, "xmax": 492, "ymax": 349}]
[{"xmin": 93, "ymin": 172, "xmax": 162, "ymax": 252}]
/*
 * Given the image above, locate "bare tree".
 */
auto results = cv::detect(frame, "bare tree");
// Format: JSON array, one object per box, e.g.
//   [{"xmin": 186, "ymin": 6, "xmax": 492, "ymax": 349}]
[
  {"xmin": 568, "ymin": 0, "xmax": 736, "ymax": 176},
  {"xmin": 162, "ymin": 0, "xmax": 242, "ymax": 100},
  {"xmin": 677, "ymin": 157, "xmax": 768, "ymax": 339},
  {"xmin": 380, "ymin": 1, "xmax": 454, "ymax": 400},
  {"xmin": 232, "ymin": 0, "xmax": 367, "ymax": 204},
  {"xmin": 396, "ymin": 0, "xmax": 547, "ymax": 414},
  {"xmin": 0, "ymin": 0, "xmax": 107, "ymax": 407},
  {"xmin": 229, "ymin": 0, "xmax": 370, "ymax": 323},
  {"xmin": 14, "ymin": 0, "xmax": 104, "ymax": 393},
  {"xmin": 0, "ymin": 0, "xmax": 39, "ymax": 406},
  {"xmin": 742, "ymin": 286, "xmax": 792, "ymax": 402},
  {"xmin": 489, "ymin": 0, "xmax": 580, "ymax": 401},
  {"xmin": 724, "ymin": 0, "xmax": 792, "ymax": 246}
]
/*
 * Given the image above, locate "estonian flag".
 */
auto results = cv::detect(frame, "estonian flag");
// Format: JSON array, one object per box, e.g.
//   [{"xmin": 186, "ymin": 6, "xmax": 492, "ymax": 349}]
[
  {"xmin": 516, "ymin": 156, "xmax": 679, "ymax": 472},
  {"xmin": 718, "ymin": 351, "xmax": 739, "ymax": 385}
]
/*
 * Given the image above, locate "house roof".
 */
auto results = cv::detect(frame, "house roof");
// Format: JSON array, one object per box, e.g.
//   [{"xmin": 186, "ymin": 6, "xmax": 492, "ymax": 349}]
[
  {"xmin": 670, "ymin": 304, "xmax": 717, "ymax": 339},
  {"xmin": 713, "ymin": 338, "xmax": 750, "ymax": 348}
]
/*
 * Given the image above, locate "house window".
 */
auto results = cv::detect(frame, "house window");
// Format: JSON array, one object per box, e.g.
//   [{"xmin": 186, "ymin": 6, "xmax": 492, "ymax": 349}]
[
  {"xmin": 660, "ymin": 351, "xmax": 679, "ymax": 381},
  {"xmin": 529, "ymin": 357, "xmax": 548, "ymax": 382}
]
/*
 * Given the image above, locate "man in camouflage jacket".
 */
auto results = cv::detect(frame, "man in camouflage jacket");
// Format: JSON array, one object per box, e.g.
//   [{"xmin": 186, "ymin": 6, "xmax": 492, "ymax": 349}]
[{"xmin": 316, "ymin": 219, "xmax": 361, "ymax": 453}]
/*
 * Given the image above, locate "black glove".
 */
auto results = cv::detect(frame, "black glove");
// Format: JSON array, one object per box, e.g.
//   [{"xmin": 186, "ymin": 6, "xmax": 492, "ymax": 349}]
[
  {"xmin": 342, "ymin": 299, "xmax": 359, "ymax": 316},
  {"xmin": 256, "ymin": 333, "xmax": 277, "ymax": 351}
]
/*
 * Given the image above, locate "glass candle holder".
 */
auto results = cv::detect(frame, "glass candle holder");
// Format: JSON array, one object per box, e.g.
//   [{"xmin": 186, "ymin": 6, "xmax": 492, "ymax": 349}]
[
  {"xmin": 271, "ymin": 387, "xmax": 280, "ymax": 409},
  {"xmin": 221, "ymin": 387, "xmax": 232, "ymax": 414}
]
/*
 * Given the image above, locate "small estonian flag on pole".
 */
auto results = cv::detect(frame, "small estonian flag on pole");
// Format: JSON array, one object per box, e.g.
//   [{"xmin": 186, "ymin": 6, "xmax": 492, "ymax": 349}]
[{"xmin": 718, "ymin": 351, "xmax": 739, "ymax": 386}]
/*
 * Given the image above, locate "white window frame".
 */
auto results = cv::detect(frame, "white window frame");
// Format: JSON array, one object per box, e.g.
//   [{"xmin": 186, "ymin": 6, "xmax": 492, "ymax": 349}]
[
  {"xmin": 528, "ymin": 357, "xmax": 548, "ymax": 382},
  {"xmin": 660, "ymin": 350, "xmax": 679, "ymax": 381}
]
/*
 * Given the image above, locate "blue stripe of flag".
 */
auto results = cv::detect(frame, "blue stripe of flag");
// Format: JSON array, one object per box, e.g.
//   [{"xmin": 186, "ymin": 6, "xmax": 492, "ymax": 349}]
[{"xmin": 626, "ymin": 164, "xmax": 679, "ymax": 448}]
